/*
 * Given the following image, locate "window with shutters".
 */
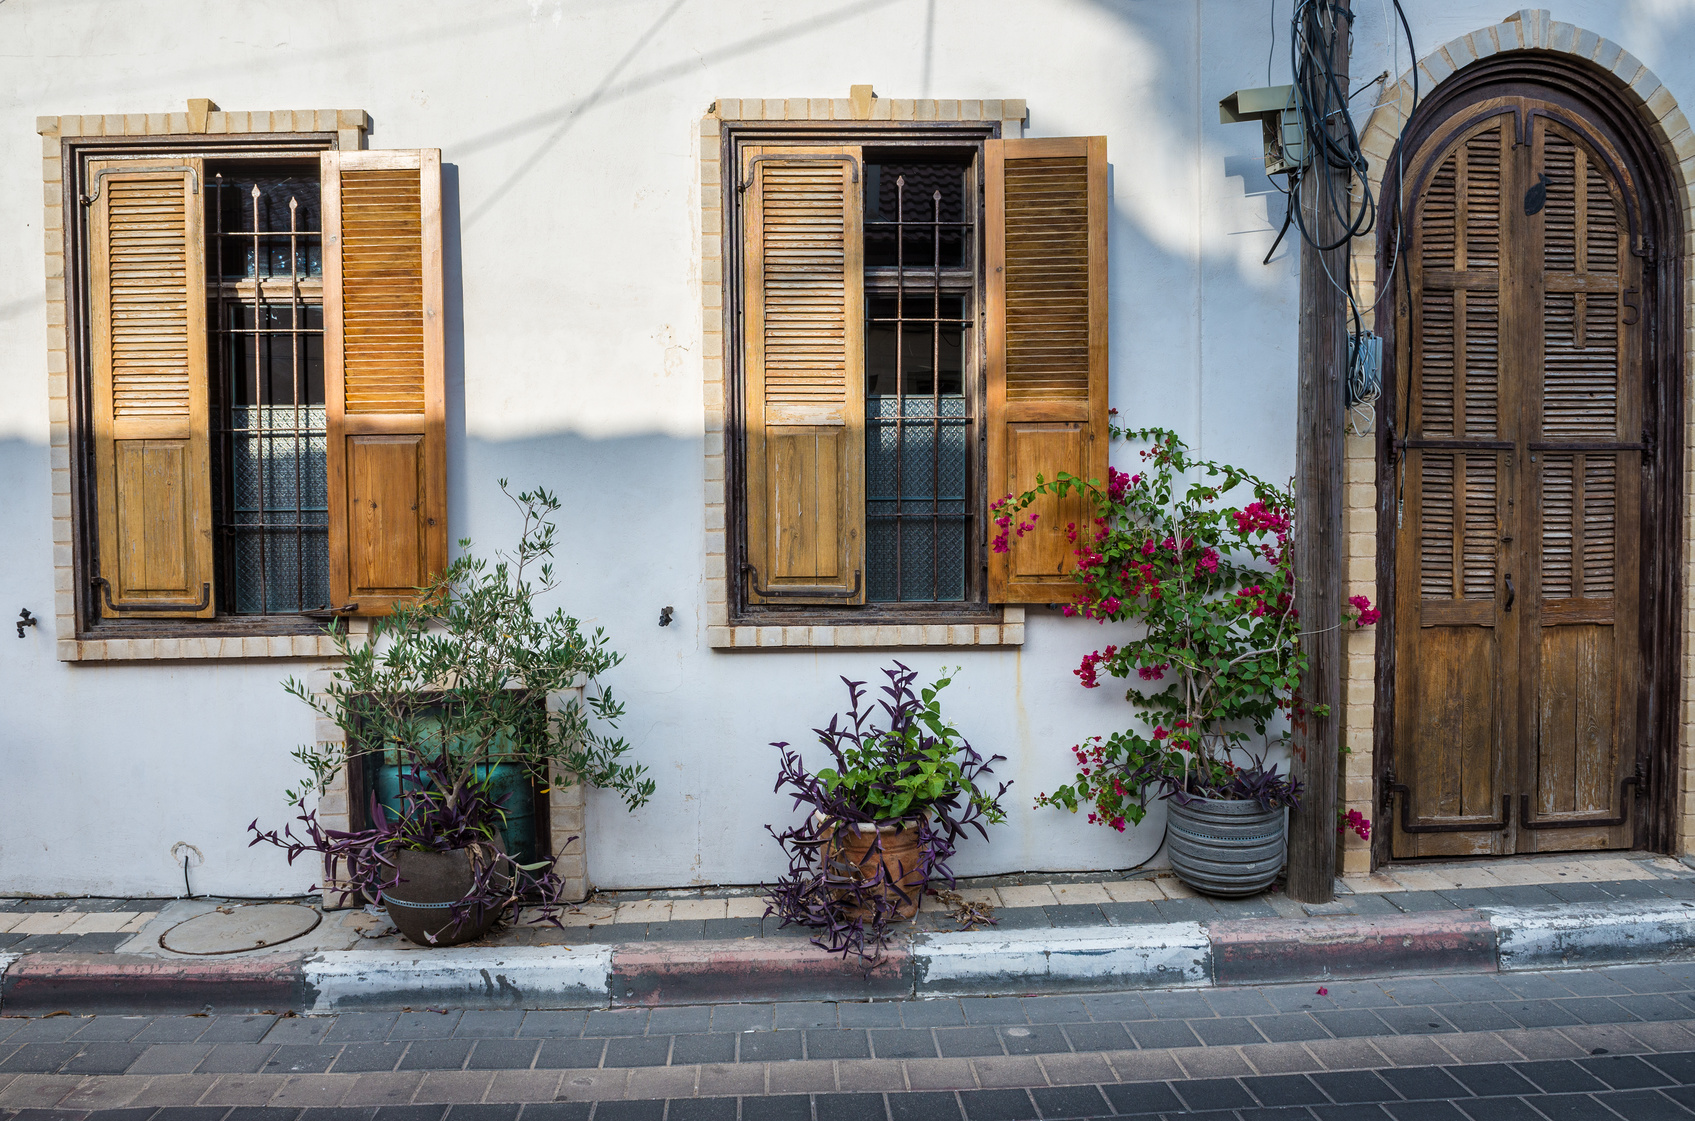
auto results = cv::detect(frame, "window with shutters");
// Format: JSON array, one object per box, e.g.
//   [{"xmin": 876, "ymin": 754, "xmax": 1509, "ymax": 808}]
[
  {"xmin": 722, "ymin": 120, "xmax": 1108, "ymax": 631},
  {"xmin": 52, "ymin": 120, "xmax": 446, "ymax": 653}
]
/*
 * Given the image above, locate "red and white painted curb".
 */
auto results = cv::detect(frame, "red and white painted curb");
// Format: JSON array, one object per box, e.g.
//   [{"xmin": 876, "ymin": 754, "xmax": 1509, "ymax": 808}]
[{"xmin": 3, "ymin": 901, "xmax": 1694, "ymax": 1014}]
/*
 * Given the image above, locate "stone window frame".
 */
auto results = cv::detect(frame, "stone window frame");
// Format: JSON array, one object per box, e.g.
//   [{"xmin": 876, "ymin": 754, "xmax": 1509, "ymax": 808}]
[
  {"xmin": 36, "ymin": 104, "xmax": 371, "ymax": 662},
  {"xmin": 700, "ymin": 89, "xmax": 1031, "ymax": 650}
]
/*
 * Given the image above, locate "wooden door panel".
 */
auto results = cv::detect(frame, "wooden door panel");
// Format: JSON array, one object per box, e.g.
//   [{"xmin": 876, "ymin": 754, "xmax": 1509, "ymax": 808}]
[{"xmin": 1396, "ymin": 626, "xmax": 1506, "ymax": 858}]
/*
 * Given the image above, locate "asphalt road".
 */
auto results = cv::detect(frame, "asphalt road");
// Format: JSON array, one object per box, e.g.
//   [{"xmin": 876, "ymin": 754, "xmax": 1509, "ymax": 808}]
[{"xmin": 7, "ymin": 964, "xmax": 1695, "ymax": 1119}]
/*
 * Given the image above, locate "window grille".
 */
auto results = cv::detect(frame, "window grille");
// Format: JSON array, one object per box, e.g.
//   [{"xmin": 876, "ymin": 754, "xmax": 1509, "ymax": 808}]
[
  {"xmin": 207, "ymin": 169, "xmax": 330, "ymax": 615},
  {"xmin": 864, "ymin": 161, "xmax": 976, "ymax": 602}
]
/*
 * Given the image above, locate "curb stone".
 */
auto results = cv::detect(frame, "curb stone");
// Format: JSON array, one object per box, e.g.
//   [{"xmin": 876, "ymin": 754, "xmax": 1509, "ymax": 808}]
[{"xmin": 5, "ymin": 902, "xmax": 1695, "ymax": 1014}]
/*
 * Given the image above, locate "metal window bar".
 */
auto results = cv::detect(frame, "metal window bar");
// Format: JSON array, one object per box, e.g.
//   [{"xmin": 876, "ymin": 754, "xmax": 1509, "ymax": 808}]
[
  {"xmin": 865, "ymin": 169, "xmax": 975, "ymax": 602},
  {"xmin": 209, "ymin": 172, "xmax": 329, "ymax": 615}
]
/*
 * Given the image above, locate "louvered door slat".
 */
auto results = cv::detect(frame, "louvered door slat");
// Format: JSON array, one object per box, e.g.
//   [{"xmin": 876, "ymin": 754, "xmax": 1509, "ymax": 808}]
[
  {"xmin": 986, "ymin": 136, "xmax": 1109, "ymax": 604},
  {"xmin": 322, "ymin": 150, "xmax": 446, "ymax": 615},
  {"xmin": 742, "ymin": 146, "xmax": 865, "ymax": 604},
  {"xmin": 87, "ymin": 160, "xmax": 214, "ymax": 618}
]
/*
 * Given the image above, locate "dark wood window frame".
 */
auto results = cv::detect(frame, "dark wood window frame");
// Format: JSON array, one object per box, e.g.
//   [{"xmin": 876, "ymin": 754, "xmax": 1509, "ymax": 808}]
[
  {"xmin": 1372, "ymin": 53, "xmax": 1686, "ymax": 860},
  {"xmin": 59, "ymin": 132, "xmax": 341, "ymax": 642},
  {"xmin": 721, "ymin": 120, "xmax": 1004, "ymax": 627}
]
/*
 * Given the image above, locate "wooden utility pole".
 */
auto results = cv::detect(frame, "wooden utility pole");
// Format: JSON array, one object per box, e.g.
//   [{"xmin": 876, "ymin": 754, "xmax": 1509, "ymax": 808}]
[{"xmin": 1285, "ymin": 0, "xmax": 1351, "ymax": 903}]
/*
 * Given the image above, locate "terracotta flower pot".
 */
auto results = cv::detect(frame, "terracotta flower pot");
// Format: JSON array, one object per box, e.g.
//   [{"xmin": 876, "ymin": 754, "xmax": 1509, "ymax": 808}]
[
  {"xmin": 817, "ymin": 815, "xmax": 928, "ymax": 920},
  {"xmin": 384, "ymin": 846, "xmax": 507, "ymax": 947}
]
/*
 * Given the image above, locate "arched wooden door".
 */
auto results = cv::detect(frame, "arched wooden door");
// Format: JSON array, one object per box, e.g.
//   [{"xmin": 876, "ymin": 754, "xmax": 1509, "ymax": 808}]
[{"xmin": 1388, "ymin": 93, "xmax": 1652, "ymax": 858}]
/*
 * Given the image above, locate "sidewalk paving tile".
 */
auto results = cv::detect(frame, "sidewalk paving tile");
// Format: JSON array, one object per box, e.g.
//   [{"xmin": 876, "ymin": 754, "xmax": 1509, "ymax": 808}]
[
  {"xmin": 451, "ymin": 1015, "xmax": 524, "ymax": 1041},
  {"xmin": 641, "ymin": 1009, "xmax": 708, "ymax": 1036},
  {"xmin": 0, "ymin": 1044, "xmax": 79, "ymax": 1074},
  {"xmin": 665, "ymin": 1036, "xmax": 733, "ymax": 1067},
  {"xmin": 737, "ymin": 1094, "xmax": 809, "ymax": 1121},
  {"xmin": 324, "ymin": 1018, "xmax": 399, "ymax": 1045},
  {"xmin": 1142, "ymin": 992, "xmax": 1212, "ymax": 1020},
  {"xmin": 994, "ymin": 886, "xmax": 1056, "ymax": 909},
  {"xmin": 332, "ymin": 1045, "xmax": 406, "ymax": 1074},
  {"xmin": 619, "ymin": 1065, "xmax": 696, "ymax": 1100},
  {"xmin": 63, "ymin": 1043, "xmax": 147, "ymax": 1075},
  {"xmin": 129, "ymin": 1046, "xmax": 214, "ymax": 1076},
  {"xmin": 263, "ymin": 1020, "xmax": 334, "ymax": 1047},
  {"xmin": 1248, "ymin": 1014, "xmax": 1328, "ymax": 1043},
  {"xmin": 1105, "ymin": 1049, "xmax": 1185, "ymax": 1083},
  {"xmin": 340, "ymin": 1073, "xmax": 432, "ymax": 1108},
  {"xmin": 1125, "ymin": 1022, "xmax": 1201, "ymax": 1051},
  {"xmin": 901, "ymin": 1057, "xmax": 977, "ymax": 1091},
  {"xmin": 199, "ymin": 1074, "xmax": 287, "ymax": 1105},
  {"xmin": 390, "ymin": 1014, "xmax": 462, "ymax": 1041},
  {"xmin": 600, "ymin": 1038, "xmax": 669, "ymax": 1069},
  {"xmin": 1035, "ymin": 1051, "xmax": 1112, "ymax": 1086},
  {"xmin": 270, "ymin": 1072, "xmax": 348, "ymax": 1104},
  {"xmin": 802, "ymin": 1031, "xmax": 868, "ymax": 1060},
  {"xmin": 412, "ymin": 1071, "xmax": 492, "ymax": 1104},
  {"xmin": 1101, "ymin": 1080, "xmax": 1185, "ymax": 1115},
  {"xmin": 1242, "ymin": 1072, "xmax": 1328, "ymax": 1107},
  {"xmin": 133, "ymin": 1021, "xmax": 214, "ymax": 1045},
  {"xmin": 466, "ymin": 1040, "xmax": 540, "ymax": 1071},
  {"xmin": 1030, "ymin": 1084, "xmax": 1110, "ymax": 1117},
  {"xmin": 1171, "ymin": 1047, "xmax": 1254, "ymax": 1079},
  {"xmin": 893, "ymin": 1001, "xmax": 961, "ymax": 1029},
  {"xmin": 832, "ymin": 1059, "xmax": 904, "ymax": 1093},
  {"xmin": 1577, "ymin": 1053, "xmax": 1672, "ymax": 1089},
  {"xmin": 691, "ymin": 1062, "xmax": 760, "ymax": 1098},
  {"xmin": 197, "ymin": 1045, "xmax": 279, "ymax": 1074},
  {"xmin": 885, "ymin": 1090, "xmax": 963, "ymax": 1121},
  {"xmin": 772, "ymin": 1005, "xmax": 835, "ymax": 1031},
  {"xmin": 764, "ymin": 1059, "xmax": 834, "ymax": 1094},
  {"xmin": 735, "ymin": 1032, "xmax": 800, "ymax": 1064},
  {"xmin": 1190, "ymin": 1018, "xmax": 1266, "ymax": 1046},
  {"xmin": 1309, "ymin": 1069, "xmax": 1398, "ymax": 1103},
  {"xmin": 997, "ymin": 1025, "xmax": 1068, "ymax": 1056},
  {"xmin": 200, "ymin": 1019, "xmax": 278, "ymax": 1045},
  {"xmin": 707, "ymin": 1007, "xmax": 772, "ymax": 1034},
  {"xmin": 935, "ymin": 1028, "xmax": 1004, "ymax": 1059},
  {"xmin": 55, "ymin": 1075, "xmax": 148, "ymax": 1111},
  {"xmin": 1059, "ymin": 1023, "xmax": 1131, "ymax": 1053},
  {"xmin": 1237, "ymin": 1042, "xmax": 1323, "ymax": 1074},
  {"xmin": 958, "ymin": 999, "xmax": 1026, "ymax": 1027},
  {"xmin": 398, "ymin": 1041, "xmax": 473, "ymax": 1072}
]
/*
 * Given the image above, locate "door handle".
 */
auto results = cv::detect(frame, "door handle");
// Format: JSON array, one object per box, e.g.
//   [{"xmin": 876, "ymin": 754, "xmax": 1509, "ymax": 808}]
[{"xmin": 1504, "ymin": 573, "xmax": 1515, "ymax": 611}]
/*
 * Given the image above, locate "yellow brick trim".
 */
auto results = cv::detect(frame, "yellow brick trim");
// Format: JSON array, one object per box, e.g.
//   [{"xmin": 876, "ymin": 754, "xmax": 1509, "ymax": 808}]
[
  {"xmin": 699, "ymin": 91, "xmax": 1028, "ymax": 650},
  {"xmin": 1347, "ymin": 11, "xmax": 1695, "ymax": 864}
]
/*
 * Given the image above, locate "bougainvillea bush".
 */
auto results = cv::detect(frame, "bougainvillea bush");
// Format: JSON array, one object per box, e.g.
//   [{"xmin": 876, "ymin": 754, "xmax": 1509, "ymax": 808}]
[
  {"xmin": 766, "ymin": 663, "xmax": 1010, "ymax": 959},
  {"xmin": 996, "ymin": 426, "xmax": 1375, "ymax": 831}
]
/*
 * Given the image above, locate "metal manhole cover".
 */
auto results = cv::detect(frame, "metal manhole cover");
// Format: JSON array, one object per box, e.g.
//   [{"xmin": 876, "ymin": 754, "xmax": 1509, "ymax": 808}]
[{"xmin": 159, "ymin": 903, "xmax": 322, "ymax": 955}]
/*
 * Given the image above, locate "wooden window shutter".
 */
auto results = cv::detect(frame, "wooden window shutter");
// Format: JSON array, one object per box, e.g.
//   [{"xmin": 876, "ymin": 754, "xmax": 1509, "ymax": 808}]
[
  {"xmin": 321, "ymin": 150, "xmax": 446, "ymax": 615},
  {"xmin": 985, "ymin": 136, "xmax": 1109, "ymax": 603},
  {"xmin": 740, "ymin": 145, "xmax": 867, "ymax": 604},
  {"xmin": 86, "ymin": 159, "xmax": 215, "ymax": 618}
]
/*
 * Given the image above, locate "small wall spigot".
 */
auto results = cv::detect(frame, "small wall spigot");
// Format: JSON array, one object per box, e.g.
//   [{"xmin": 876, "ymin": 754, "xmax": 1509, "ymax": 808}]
[
  {"xmin": 659, "ymin": 606, "xmax": 674, "ymax": 627},
  {"xmin": 16, "ymin": 609, "xmax": 37, "ymax": 638}
]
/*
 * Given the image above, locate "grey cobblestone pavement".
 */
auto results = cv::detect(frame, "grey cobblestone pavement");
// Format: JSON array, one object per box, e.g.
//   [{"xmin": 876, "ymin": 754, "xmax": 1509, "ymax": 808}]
[{"xmin": 9, "ymin": 965, "xmax": 1695, "ymax": 1117}]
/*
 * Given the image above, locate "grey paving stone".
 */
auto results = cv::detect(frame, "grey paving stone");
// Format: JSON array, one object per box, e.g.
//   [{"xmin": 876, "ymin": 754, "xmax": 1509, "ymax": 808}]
[
  {"xmin": 1557, "ymin": 972, "xmax": 1636, "ymax": 998},
  {"xmin": 1126, "ymin": 1020, "xmax": 1202, "ymax": 1050},
  {"xmin": 1345, "ymin": 894, "xmax": 1409, "ymax": 917},
  {"xmin": 1384, "ymin": 1103, "xmax": 1477, "ymax": 1121},
  {"xmin": 1642, "ymin": 1051, "xmax": 1695, "ymax": 1081},
  {"xmin": 1310, "ymin": 1069, "xmax": 1399, "ymax": 1103},
  {"xmin": 1242, "ymin": 1073, "xmax": 1328, "ymax": 1107},
  {"xmin": 1380, "ymin": 978, "xmax": 1452, "ymax": 1005},
  {"xmin": 133, "ymin": 1017, "xmax": 217, "ymax": 1043},
  {"xmin": 516, "ymin": 1106, "xmax": 590, "ymax": 1121},
  {"xmin": 1434, "ymin": 976, "xmax": 1518, "ymax": 1003},
  {"xmin": 803, "ymin": 1030, "xmax": 869, "ymax": 1060},
  {"xmin": 642, "ymin": 1007, "xmax": 709, "ymax": 1035},
  {"xmin": 199, "ymin": 1017, "xmax": 278, "ymax": 1044},
  {"xmin": 708, "ymin": 1005, "xmax": 774, "ymax": 1033},
  {"xmin": 597, "ymin": 1035, "xmax": 670, "ymax": 1069},
  {"xmin": 375, "ymin": 1107, "xmax": 449, "ymax": 1121},
  {"xmin": 1575, "ymin": 1053, "xmax": 1673, "ymax": 1089},
  {"xmin": 0, "ymin": 1042, "xmax": 79, "ymax": 1073},
  {"xmin": 1512, "ymin": 1059, "xmax": 1612, "ymax": 1094},
  {"xmin": 1204, "ymin": 989, "xmax": 1278, "ymax": 1018},
  {"xmin": 773, "ymin": 1003, "xmax": 837, "ymax": 1030},
  {"xmin": 738, "ymin": 1094, "xmax": 810, "ymax": 1121},
  {"xmin": 1596, "ymin": 966, "xmax": 1688, "ymax": 995},
  {"xmin": 956, "ymin": 1088, "xmax": 1035, "ymax": 1121},
  {"xmin": 1152, "ymin": 897, "xmax": 1218, "ymax": 923},
  {"xmin": 1262, "ymin": 986, "xmax": 1336, "ymax": 1013},
  {"xmin": 700, "ymin": 918, "xmax": 763, "ymax": 940},
  {"xmin": 263, "ymin": 1017, "xmax": 336, "ymax": 1045},
  {"xmin": 667, "ymin": 1033, "xmax": 735, "ymax": 1066},
  {"xmin": 1312, "ymin": 1010, "xmax": 1392, "ymax": 1038},
  {"xmin": 453, "ymin": 1012, "xmax": 525, "ymax": 1039},
  {"xmin": 997, "ymin": 1024, "xmax": 1070, "ymax": 1055},
  {"xmin": 1081, "ymin": 993, "xmax": 1151, "ymax": 1021},
  {"xmin": 869, "ymin": 1029, "xmax": 940, "ymax": 1060},
  {"xmin": 262, "ymin": 1045, "xmax": 340, "ymax": 1074},
  {"xmin": 982, "ymin": 907, "xmax": 1049, "ymax": 931},
  {"xmin": 1599, "ymin": 879, "xmax": 1672, "ymax": 900},
  {"xmin": 1251, "ymin": 1013, "xmax": 1330, "ymax": 1042},
  {"xmin": 127, "ymin": 1043, "xmax": 212, "ymax": 1074},
  {"xmin": 1326, "ymin": 983, "xmax": 1396, "ymax": 1009},
  {"xmin": 1042, "ymin": 904, "xmax": 1105, "ymax": 928},
  {"xmin": 1540, "ymin": 882, "xmax": 1618, "ymax": 904},
  {"xmin": 959, "ymin": 998, "xmax": 1028, "ymax": 1026},
  {"xmin": 1373, "ymin": 1006, "xmax": 1455, "ymax": 1035},
  {"xmin": 736, "ymin": 1030, "xmax": 801, "ymax": 1063},
  {"xmin": 649, "ymin": 919, "xmax": 707, "ymax": 940},
  {"xmin": 834, "ymin": 1002, "xmax": 904, "ymax": 1029},
  {"xmin": 1208, "ymin": 897, "xmax": 1281, "ymax": 919},
  {"xmin": 195, "ymin": 1043, "xmax": 279, "ymax": 1073},
  {"xmin": 1386, "ymin": 891, "xmax": 1465, "ymax": 913},
  {"xmin": 62, "ymin": 1041, "xmax": 147, "ymax": 1074},
  {"xmin": 222, "ymin": 1109, "xmax": 303, "ymax": 1121},
  {"xmin": 1102, "ymin": 1081, "xmax": 1186, "ymax": 1115},
  {"xmin": 885, "ymin": 1091, "xmax": 964, "ymax": 1121},
  {"xmin": 1143, "ymin": 991, "xmax": 1214, "ymax": 1020},
  {"xmin": 1483, "ymin": 885, "xmax": 1566, "ymax": 908},
  {"xmin": 1447, "ymin": 1063, "xmax": 1541, "ymax": 1097},
  {"xmin": 331, "ymin": 1042, "xmax": 407, "ymax": 1073},
  {"xmin": 935, "ymin": 1026, "xmax": 1005, "ymax": 1058},
  {"xmin": 581, "ymin": 1011, "xmax": 648, "ymax": 1038},
  {"xmin": 1060, "ymin": 1021, "xmax": 1132, "ymax": 1052},
  {"xmin": 1559, "ymin": 997, "xmax": 1639, "ymax": 1025},
  {"xmin": 1029, "ymin": 1084, "xmax": 1111, "ymax": 1118},
  {"xmin": 324, "ymin": 1014, "xmax": 400, "ymax": 1043},
  {"xmin": 399, "ymin": 1039, "xmax": 474, "ymax": 1071},
  {"xmin": 445, "ymin": 1107, "xmax": 520, "ymax": 1121},
  {"xmin": 1437, "ymin": 1003, "xmax": 1522, "ymax": 1033},
  {"xmin": 1378, "ymin": 1065, "xmax": 1471, "ymax": 1100},
  {"xmin": 534, "ymin": 1037, "xmax": 606, "ymax": 1069},
  {"xmin": 812, "ymin": 1091, "xmax": 890, "ymax": 1121},
  {"xmin": 1018, "ymin": 996, "xmax": 1089, "ymax": 1024},
  {"xmin": 13, "ymin": 934, "xmax": 80, "ymax": 951},
  {"xmin": 1190, "ymin": 1017, "xmax": 1266, "ymax": 1046},
  {"xmin": 1100, "ymin": 901, "xmax": 1162, "ymax": 926},
  {"xmin": 1499, "ymin": 1001, "xmax": 1585, "ymax": 1029},
  {"xmin": 1173, "ymin": 1076, "xmax": 1257, "ymax": 1111},
  {"xmin": 390, "ymin": 1012, "xmax": 462, "ymax": 1040},
  {"xmin": 895, "ymin": 1000, "xmax": 962, "ymax": 1028},
  {"xmin": 1589, "ymin": 1089, "xmax": 1692, "ymax": 1121}
]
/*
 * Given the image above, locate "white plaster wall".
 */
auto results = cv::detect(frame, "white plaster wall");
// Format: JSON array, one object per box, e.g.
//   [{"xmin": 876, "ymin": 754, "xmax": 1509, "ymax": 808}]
[{"xmin": 4, "ymin": 0, "xmax": 1693, "ymax": 896}]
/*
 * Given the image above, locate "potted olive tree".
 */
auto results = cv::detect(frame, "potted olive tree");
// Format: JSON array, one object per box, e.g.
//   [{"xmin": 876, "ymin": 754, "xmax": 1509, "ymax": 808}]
[
  {"xmin": 1004, "ymin": 427, "xmax": 1374, "ymax": 896},
  {"xmin": 252, "ymin": 482, "xmax": 653, "ymax": 945},
  {"xmin": 766, "ymin": 662, "xmax": 1010, "ymax": 959}
]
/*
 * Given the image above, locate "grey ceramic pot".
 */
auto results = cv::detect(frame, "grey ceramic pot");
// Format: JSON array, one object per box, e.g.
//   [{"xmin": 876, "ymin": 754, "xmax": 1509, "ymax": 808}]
[
  {"xmin": 1166, "ymin": 796, "xmax": 1288, "ymax": 897},
  {"xmin": 384, "ymin": 847, "xmax": 504, "ymax": 947}
]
